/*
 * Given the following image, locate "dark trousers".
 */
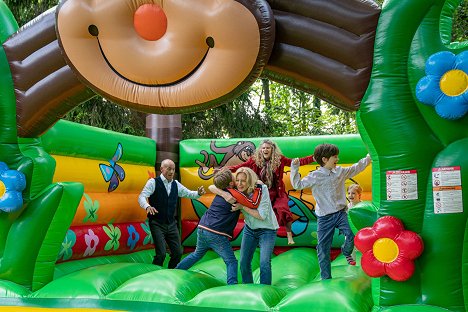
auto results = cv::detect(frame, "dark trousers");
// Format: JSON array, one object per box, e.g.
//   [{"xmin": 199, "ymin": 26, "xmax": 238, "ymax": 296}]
[{"xmin": 148, "ymin": 219, "xmax": 183, "ymax": 268}]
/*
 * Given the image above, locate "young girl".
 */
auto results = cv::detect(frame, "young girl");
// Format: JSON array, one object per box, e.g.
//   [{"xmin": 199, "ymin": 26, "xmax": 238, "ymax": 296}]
[
  {"xmin": 212, "ymin": 167, "xmax": 279, "ymax": 285},
  {"xmin": 347, "ymin": 183, "xmax": 363, "ymax": 209},
  {"xmin": 228, "ymin": 139, "xmax": 314, "ymax": 244}
]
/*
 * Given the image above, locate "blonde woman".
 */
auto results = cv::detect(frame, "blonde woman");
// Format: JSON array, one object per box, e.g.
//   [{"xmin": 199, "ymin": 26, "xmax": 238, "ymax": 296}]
[
  {"xmin": 229, "ymin": 139, "xmax": 314, "ymax": 244},
  {"xmin": 211, "ymin": 167, "xmax": 279, "ymax": 285}
]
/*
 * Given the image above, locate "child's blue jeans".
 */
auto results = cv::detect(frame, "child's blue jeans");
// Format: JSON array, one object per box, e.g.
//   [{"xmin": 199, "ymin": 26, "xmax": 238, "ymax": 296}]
[
  {"xmin": 176, "ymin": 228, "xmax": 238, "ymax": 284},
  {"xmin": 317, "ymin": 209, "xmax": 355, "ymax": 279}
]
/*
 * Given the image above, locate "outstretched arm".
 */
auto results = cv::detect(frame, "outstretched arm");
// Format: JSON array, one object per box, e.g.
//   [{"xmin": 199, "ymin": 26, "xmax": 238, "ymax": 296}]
[
  {"xmin": 282, "ymin": 155, "xmax": 315, "ymax": 166},
  {"xmin": 290, "ymin": 158, "xmax": 315, "ymax": 190},
  {"xmin": 226, "ymin": 157, "xmax": 254, "ymax": 172}
]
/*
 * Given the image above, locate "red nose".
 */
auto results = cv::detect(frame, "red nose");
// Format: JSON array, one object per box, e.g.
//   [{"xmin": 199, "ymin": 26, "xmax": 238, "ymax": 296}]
[{"xmin": 134, "ymin": 4, "xmax": 167, "ymax": 41}]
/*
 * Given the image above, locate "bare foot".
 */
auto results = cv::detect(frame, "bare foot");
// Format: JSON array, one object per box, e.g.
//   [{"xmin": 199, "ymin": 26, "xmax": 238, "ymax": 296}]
[{"xmin": 287, "ymin": 232, "xmax": 295, "ymax": 245}]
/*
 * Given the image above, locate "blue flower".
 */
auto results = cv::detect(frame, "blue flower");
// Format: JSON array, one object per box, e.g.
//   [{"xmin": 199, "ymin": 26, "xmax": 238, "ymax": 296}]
[
  {"xmin": 416, "ymin": 51, "xmax": 468, "ymax": 120},
  {"xmin": 127, "ymin": 224, "xmax": 140, "ymax": 250},
  {"xmin": 0, "ymin": 162, "xmax": 26, "ymax": 213}
]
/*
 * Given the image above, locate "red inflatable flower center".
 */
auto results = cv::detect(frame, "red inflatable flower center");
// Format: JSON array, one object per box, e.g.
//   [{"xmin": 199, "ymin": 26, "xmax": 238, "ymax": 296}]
[{"xmin": 373, "ymin": 238, "xmax": 398, "ymax": 263}]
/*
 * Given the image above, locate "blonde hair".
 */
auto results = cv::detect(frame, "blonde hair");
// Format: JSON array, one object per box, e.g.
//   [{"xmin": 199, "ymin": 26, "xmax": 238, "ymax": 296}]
[
  {"xmin": 347, "ymin": 184, "xmax": 363, "ymax": 194},
  {"xmin": 235, "ymin": 167, "xmax": 258, "ymax": 195},
  {"xmin": 252, "ymin": 139, "xmax": 282, "ymax": 188}
]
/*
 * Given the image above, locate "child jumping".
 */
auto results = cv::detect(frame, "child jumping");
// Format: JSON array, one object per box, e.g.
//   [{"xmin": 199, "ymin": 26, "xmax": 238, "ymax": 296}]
[{"xmin": 290, "ymin": 143, "xmax": 371, "ymax": 280}]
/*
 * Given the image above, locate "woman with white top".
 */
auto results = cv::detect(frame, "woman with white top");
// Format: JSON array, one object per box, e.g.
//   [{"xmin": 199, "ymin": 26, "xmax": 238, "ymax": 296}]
[{"xmin": 212, "ymin": 167, "xmax": 279, "ymax": 285}]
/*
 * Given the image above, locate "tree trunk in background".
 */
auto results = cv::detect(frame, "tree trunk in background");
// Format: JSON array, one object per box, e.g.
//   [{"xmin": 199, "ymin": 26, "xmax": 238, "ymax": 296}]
[
  {"xmin": 262, "ymin": 78, "xmax": 270, "ymax": 106},
  {"xmin": 146, "ymin": 114, "xmax": 183, "ymax": 232},
  {"xmin": 145, "ymin": 114, "xmax": 181, "ymax": 176}
]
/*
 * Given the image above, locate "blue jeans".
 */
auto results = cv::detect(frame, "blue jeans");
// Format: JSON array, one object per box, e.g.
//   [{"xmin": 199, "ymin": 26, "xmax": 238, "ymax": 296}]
[
  {"xmin": 317, "ymin": 209, "xmax": 355, "ymax": 279},
  {"xmin": 175, "ymin": 228, "xmax": 238, "ymax": 285},
  {"xmin": 240, "ymin": 225, "xmax": 277, "ymax": 285}
]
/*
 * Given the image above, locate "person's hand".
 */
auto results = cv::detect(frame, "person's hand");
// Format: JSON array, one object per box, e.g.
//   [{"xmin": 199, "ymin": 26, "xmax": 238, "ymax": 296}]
[
  {"xmin": 230, "ymin": 203, "xmax": 242, "ymax": 211},
  {"xmin": 197, "ymin": 186, "xmax": 206, "ymax": 196},
  {"xmin": 223, "ymin": 193, "xmax": 236, "ymax": 204},
  {"xmin": 146, "ymin": 206, "xmax": 158, "ymax": 215},
  {"xmin": 292, "ymin": 158, "xmax": 300, "ymax": 166}
]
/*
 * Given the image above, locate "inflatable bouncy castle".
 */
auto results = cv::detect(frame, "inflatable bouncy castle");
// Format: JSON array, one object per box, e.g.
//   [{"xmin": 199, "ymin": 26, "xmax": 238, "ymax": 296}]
[{"xmin": 0, "ymin": 0, "xmax": 467, "ymax": 311}]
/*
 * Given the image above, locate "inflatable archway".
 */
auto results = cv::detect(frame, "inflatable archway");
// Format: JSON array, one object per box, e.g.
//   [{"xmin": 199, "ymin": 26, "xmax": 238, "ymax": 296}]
[{"xmin": 0, "ymin": 0, "xmax": 467, "ymax": 311}]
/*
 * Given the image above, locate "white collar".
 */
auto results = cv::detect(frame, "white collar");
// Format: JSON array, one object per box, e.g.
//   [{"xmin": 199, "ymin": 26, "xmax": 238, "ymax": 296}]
[
  {"xmin": 318, "ymin": 166, "xmax": 336, "ymax": 174},
  {"xmin": 160, "ymin": 174, "xmax": 172, "ymax": 184}
]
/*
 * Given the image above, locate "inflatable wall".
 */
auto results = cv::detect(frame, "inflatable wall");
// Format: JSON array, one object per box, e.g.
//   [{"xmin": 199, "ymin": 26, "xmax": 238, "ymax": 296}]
[
  {"xmin": 179, "ymin": 135, "xmax": 371, "ymax": 248},
  {"xmin": 41, "ymin": 120, "xmax": 156, "ymax": 266},
  {"xmin": 0, "ymin": 0, "xmax": 467, "ymax": 311}
]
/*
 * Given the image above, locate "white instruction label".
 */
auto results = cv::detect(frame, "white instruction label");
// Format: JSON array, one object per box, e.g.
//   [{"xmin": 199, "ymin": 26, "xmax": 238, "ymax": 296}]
[
  {"xmin": 386, "ymin": 170, "xmax": 418, "ymax": 200},
  {"xmin": 432, "ymin": 167, "xmax": 463, "ymax": 214}
]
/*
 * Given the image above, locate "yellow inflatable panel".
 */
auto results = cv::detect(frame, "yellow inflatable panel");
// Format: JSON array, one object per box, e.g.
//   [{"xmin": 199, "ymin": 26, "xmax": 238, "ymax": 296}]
[
  {"xmin": 52, "ymin": 155, "xmax": 155, "ymax": 193},
  {"xmin": 180, "ymin": 164, "xmax": 372, "ymax": 193},
  {"xmin": 72, "ymin": 192, "xmax": 147, "ymax": 226}
]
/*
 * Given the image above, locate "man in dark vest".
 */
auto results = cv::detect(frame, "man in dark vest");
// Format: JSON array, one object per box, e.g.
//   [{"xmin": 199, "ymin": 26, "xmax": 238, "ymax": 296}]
[{"xmin": 138, "ymin": 159, "xmax": 206, "ymax": 268}]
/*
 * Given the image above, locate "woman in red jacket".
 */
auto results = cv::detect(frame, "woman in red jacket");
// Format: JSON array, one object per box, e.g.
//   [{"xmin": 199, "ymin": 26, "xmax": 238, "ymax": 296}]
[{"xmin": 229, "ymin": 139, "xmax": 314, "ymax": 244}]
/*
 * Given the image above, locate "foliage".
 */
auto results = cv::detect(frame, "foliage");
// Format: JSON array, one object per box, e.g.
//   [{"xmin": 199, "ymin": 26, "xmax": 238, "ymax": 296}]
[
  {"xmin": 63, "ymin": 98, "xmax": 146, "ymax": 136},
  {"xmin": 452, "ymin": 0, "xmax": 467, "ymax": 42},
  {"xmin": 182, "ymin": 80, "xmax": 358, "ymax": 139},
  {"xmin": 182, "ymin": 89, "xmax": 279, "ymax": 139},
  {"xmin": 3, "ymin": 0, "xmax": 58, "ymax": 26}
]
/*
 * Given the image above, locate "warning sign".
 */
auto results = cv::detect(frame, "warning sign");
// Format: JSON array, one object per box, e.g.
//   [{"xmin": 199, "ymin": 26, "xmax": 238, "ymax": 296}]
[
  {"xmin": 386, "ymin": 170, "xmax": 418, "ymax": 200},
  {"xmin": 432, "ymin": 167, "xmax": 463, "ymax": 214}
]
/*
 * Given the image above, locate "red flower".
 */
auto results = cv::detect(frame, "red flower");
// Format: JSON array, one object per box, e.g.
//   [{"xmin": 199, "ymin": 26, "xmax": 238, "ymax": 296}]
[{"xmin": 354, "ymin": 216, "xmax": 424, "ymax": 281}]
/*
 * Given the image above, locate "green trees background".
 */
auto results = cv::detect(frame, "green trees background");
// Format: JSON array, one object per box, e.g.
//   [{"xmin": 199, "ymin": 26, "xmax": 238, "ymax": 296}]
[{"xmin": 4, "ymin": 0, "xmax": 467, "ymax": 139}]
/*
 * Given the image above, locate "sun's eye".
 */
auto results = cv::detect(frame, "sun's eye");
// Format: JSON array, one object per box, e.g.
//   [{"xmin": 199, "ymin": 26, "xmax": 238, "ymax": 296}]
[
  {"xmin": 88, "ymin": 24, "xmax": 99, "ymax": 37},
  {"xmin": 206, "ymin": 37, "xmax": 215, "ymax": 48}
]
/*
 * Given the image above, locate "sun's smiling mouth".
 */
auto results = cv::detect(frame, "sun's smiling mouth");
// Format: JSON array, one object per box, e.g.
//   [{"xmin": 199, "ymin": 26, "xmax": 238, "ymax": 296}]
[{"xmin": 88, "ymin": 24, "xmax": 214, "ymax": 87}]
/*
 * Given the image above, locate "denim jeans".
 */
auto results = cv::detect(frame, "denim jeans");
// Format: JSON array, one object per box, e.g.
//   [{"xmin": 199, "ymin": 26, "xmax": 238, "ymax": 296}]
[
  {"xmin": 317, "ymin": 209, "xmax": 355, "ymax": 279},
  {"xmin": 175, "ymin": 228, "xmax": 238, "ymax": 285},
  {"xmin": 240, "ymin": 225, "xmax": 277, "ymax": 285}
]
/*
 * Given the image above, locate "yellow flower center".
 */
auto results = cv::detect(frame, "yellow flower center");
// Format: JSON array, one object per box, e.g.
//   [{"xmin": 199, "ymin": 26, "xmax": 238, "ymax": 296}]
[
  {"xmin": 373, "ymin": 238, "xmax": 399, "ymax": 263},
  {"xmin": 0, "ymin": 181, "xmax": 5, "ymax": 198},
  {"xmin": 440, "ymin": 69, "xmax": 468, "ymax": 96}
]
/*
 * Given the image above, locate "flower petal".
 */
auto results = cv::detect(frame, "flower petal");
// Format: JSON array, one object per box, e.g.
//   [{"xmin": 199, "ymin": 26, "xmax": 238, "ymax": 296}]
[
  {"xmin": 0, "ymin": 162, "xmax": 8, "ymax": 174},
  {"xmin": 373, "ymin": 216, "xmax": 404, "ymax": 239},
  {"xmin": 0, "ymin": 191, "xmax": 23, "ymax": 212},
  {"xmin": 395, "ymin": 230, "xmax": 424, "ymax": 259},
  {"xmin": 361, "ymin": 250, "xmax": 386, "ymax": 278},
  {"xmin": 416, "ymin": 75, "xmax": 444, "ymax": 106},
  {"xmin": 434, "ymin": 95, "xmax": 468, "ymax": 120},
  {"xmin": 454, "ymin": 51, "xmax": 468, "ymax": 72},
  {"xmin": 355, "ymin": 227, "xmax": 379, "ymax": 252},
  {"xmin": 1, "ymin": 170, "xmax": 26, "ymax": 191},
  {"xmin": 426, "ymin": 51, "xmax": 455, "ymax": 76},
  {"xmin": 386, "ymin": 256, "xmax": 415, "ymax": 281}
]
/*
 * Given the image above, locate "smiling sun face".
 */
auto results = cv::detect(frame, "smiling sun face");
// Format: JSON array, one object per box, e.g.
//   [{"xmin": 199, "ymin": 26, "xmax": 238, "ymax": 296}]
[{"xmin": 56, "ymin": 0, "xmax": 274, "ymax": 114}]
